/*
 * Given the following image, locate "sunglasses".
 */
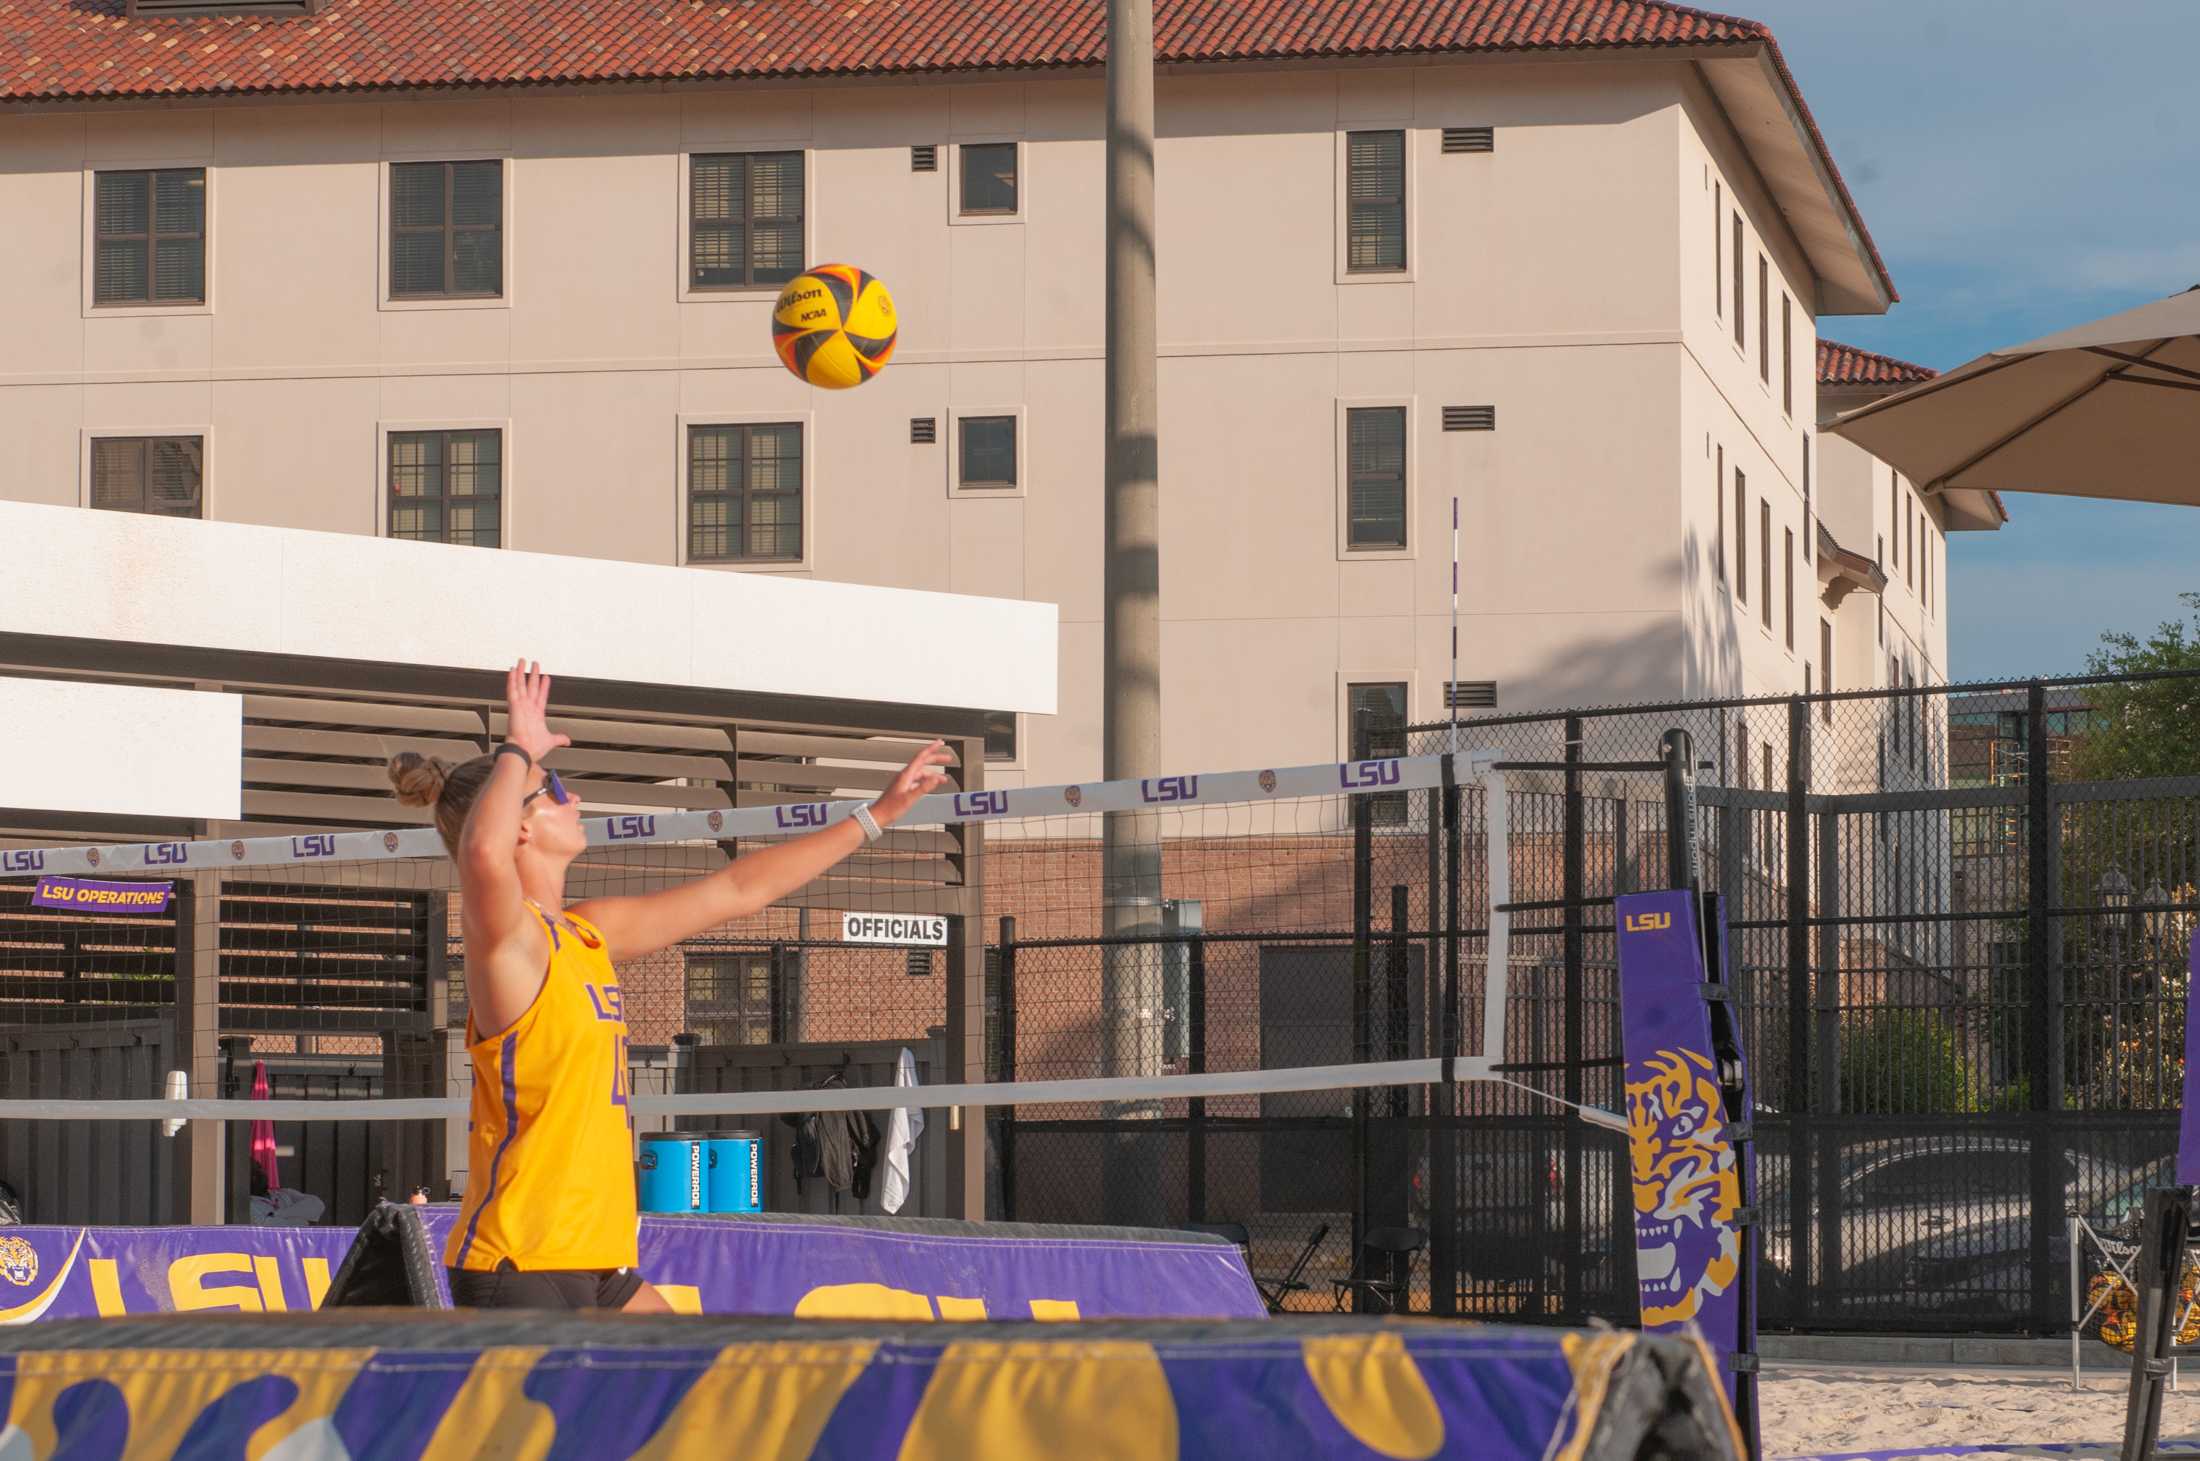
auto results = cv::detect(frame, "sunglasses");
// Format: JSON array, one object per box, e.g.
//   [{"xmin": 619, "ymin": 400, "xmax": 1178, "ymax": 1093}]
[{"xmin": 521, "ymin": 770, "xmax": 571, "ymax": 810}]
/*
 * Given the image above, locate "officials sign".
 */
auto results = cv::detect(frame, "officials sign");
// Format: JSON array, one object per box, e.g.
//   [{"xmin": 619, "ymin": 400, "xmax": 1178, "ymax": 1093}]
[{"xmin": 842, "ymin": 913, "xmax": 948, "ymax": 947}]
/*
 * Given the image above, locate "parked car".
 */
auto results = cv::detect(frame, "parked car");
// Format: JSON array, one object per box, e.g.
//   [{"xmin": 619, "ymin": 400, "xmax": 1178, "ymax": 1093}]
[
  {"xmin": 1883, "ymin": 1153, "xmax": 2176, "ymax": 1320},
  {"xmin": 1757, "ymin": 1137, "xmax": 2134, "ymax": 1320}
]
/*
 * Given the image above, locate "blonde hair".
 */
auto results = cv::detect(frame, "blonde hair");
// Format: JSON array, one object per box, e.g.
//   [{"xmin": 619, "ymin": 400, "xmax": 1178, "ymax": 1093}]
[{"xmin": 387, "ymin": 750, "xmax": 499, "ymax": 855}]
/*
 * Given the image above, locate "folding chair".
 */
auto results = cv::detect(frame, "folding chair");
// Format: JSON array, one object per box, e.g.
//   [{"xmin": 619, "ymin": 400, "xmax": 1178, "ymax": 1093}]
[
  {"xmin": 1330, "ymin": 1225, "xmax": 1427, "ymax": 1314},
  {"xmin": 1253, "ymin": 1221, "xmax": 1330, "ymax": 1313}
]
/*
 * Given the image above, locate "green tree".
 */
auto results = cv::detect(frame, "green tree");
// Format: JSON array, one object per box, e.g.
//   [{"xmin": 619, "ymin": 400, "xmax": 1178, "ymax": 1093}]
[
  {"xmin": 2070, "ymin": 593, "xmax": 2200, "ymax": 781},
  {"xmin": 2055, "ymin": 598, "xmax": 2200, "ymax": 1108},
  {"xmin": 1839, "ymin": 1010, "xmax": 1974, "ymax": 1114}
]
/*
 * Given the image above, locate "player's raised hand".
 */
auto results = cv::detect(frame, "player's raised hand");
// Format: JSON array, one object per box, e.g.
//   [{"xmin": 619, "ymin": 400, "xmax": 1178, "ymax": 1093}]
[
  {"xmin": 504, "ymin": 659, "xmax": 572, "ymax": 763},
  {"xmin": 872, "ymin": 741, "xmax": 955, "ymax": 827}
]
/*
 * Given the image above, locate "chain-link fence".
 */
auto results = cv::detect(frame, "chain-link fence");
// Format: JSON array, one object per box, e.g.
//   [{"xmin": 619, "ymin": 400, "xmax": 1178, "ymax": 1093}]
[{"xmin": 996, "ymin": 671, "xmax": 2200, "ymax": 1333}]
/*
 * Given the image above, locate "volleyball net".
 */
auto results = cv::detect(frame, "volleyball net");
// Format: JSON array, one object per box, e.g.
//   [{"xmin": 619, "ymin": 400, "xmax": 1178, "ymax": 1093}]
[{"xmin": 0, "ymin": 737, "xmax": 1717, "ymax": 1261}]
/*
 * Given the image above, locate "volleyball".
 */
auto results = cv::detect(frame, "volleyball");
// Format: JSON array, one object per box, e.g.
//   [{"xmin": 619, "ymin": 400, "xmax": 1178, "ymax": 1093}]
[{"xmin": 771, "ymin": 265, "xmax": 897, "ymax": 389}]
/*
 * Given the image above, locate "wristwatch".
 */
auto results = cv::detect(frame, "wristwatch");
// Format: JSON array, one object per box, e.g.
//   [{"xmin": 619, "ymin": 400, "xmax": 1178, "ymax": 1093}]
[{"xmin": 853, "ymin": 804, "xmax": 883, "ymax": 842}]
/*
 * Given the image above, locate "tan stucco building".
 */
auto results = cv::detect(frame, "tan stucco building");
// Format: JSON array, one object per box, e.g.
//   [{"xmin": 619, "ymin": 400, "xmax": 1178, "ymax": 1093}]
[{"xmin": 0, "ymin": 0, "xmax": 2001, "ymax": 792}]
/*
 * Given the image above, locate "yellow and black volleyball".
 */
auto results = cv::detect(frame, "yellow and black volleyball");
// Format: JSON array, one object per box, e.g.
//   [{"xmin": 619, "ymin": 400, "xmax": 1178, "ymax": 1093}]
[{"xmin": 771, "ymin": 265, "xmax": 897, "ymax": 389}]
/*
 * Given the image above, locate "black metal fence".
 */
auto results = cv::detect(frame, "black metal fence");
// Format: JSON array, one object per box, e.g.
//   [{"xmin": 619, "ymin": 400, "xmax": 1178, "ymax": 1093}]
[{"xmin": 1000, "ymin": 671, "xmax": 2200, "ymax": 1334}]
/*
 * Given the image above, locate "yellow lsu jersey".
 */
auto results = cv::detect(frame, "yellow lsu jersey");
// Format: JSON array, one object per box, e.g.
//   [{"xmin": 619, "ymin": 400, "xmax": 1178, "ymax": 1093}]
[{"xmin": 447, "ymin": 905, "xmax": 638, "ymax": 1273}]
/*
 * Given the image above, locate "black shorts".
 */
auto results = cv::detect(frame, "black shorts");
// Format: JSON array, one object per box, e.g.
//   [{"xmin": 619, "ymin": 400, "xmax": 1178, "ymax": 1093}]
[{"xmin": 446, "ymin": 1260, "xmax": 646, "ymax": 1311}]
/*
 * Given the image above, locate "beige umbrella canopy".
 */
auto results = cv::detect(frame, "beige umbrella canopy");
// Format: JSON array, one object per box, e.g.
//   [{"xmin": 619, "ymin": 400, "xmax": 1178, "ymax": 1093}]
[{"xmin": 1829, "ymin": 286, "xmax": 2200, "ymax": 506}]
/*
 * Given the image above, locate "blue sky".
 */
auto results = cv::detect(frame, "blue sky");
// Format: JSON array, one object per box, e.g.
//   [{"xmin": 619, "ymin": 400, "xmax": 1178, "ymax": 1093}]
[{"xmin": 1741, "ymin": 0, "xmax": 2200, "ymax": 679}]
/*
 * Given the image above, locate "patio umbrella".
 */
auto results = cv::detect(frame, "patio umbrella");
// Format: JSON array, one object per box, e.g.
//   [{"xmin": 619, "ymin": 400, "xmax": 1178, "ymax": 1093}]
[{"xmin": 1829, "ymin": 286, "xmax": 2200, "ymax": 506}]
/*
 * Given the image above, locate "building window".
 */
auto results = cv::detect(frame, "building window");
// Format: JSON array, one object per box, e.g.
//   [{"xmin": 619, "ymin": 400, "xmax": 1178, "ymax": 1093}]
[
  {"xmin": 687, "ymin": 953, "xmax": 777, "ymax": 1046},
  {"xmin": 1345, "ymin": 406, "xmax": 1408, "ymax": 550},
  {"xmin": 1713, "ymin": 182, "xmax": 1722, "ymax": 318},
  {"xmin": 1908, "ymin": 505, "xmax": 1917, "ymax": 591},
  {"xmin": 1782, "ymin": 293, "xmax": 1794, "ymax": 414},
  {"xmin": 1784, "ymin": 526, "xmax": 1795, "ymax": 649},
  {"xmin": 387, "ymin": 429, "xmax": 501, "ymax": 547},
  {"xmin": 690, "ymin": 152, "xmax": 803, "ymax": 290},
  {"xmin": 1731, "ymin": 214, "xmax": 1744, "ymax": 351},
  {"xmin": 958, "ymin": 415, "xmax": 1018, "ymax": 490},
  {"xmin": 1346, "ymin": 682, "xmax": 1408, "ymax": 825},
  {"xmin": 1820, "ymin": 619, "xmax": 1834, "ymax": 723},
  {"xmin": 1757, "ymin": 255, "xmax": 1770, "ymax": 383},
  {"xmin": 959, "ymin": 143, "xmax": 1018, "ymax": 216},
  {"xmin": 1889, "ymin": 471, "xmax": 1899, "ymax": 568},
  {"xmin": 984, "ymin": 711, "xmax": 1018, "ymax": 763},
  {"xmin": 1802, "ymin": 433, "xmax": 1812, "ymax": 561},
  {"xmin": 1734, "ymin": 469, "xmax": 1748, "ymax": 604},
  {"xmin": 1346, "ymin": 131, "xmax": 1407, "ymax": 274},
  {"xmin": 1759, "ymin": 500, "xmax": 1771, "ymax": 630},
  {"xmin": 688, "ymin": 422, "xmax": 803, "ymax": 564},
  {"xmin": 1715, "ymin": 445, "xmax": 1725, "ymax": 585},
  {"xmin": 90, "ymin": 436, "xmax": 202, "ymax": 518},
  {"xmin": 389, "ymin": 161, "xmax": 503, "ymax": 299},
  {"xmin": 1736, "ymin": 724, "xmax": 1750, "ymax": 788},
  {"xmin": 93, "ymin": 168, "xmax": 205, "ymax": 306}
]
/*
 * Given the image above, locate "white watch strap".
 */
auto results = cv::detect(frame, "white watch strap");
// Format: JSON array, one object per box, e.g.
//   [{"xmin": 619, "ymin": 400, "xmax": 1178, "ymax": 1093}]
[{"xmin": 853, "ymin": 804, "xmax": 883, "ymax": 842}]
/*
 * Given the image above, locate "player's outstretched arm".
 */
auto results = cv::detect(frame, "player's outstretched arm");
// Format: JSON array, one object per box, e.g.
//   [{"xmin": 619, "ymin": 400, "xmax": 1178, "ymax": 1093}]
[
  {"xmin": 457, "ymin": 660, "xmax": 563, "ymax": 1036},
  {"xmin": 576, "ymin": 740, "xmax": 954, "ymax": 962}
]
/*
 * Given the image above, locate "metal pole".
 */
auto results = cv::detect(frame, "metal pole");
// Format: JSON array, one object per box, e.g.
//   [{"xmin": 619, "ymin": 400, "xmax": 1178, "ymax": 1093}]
[
  {"xmin": 1100, "ymin": 0, "xmax": 1163, "ymax": 1224},
  {"xmin": 1351, "ymin": 797, "xmax": 1374, "ymax": 1311},
  {"xmin": 1561, "ymin": 716, "xmax": 1584, "ymax": 1322},
  {"xmin": 998, "ymin": 916, "xmax": 1017, "ymax": 1223},
  {"xmin": 1450, "ymin": 494, "xmax": 1461, "ymax": 755},
  {"xmin": 2027, "ymin": 682, "xmax": 2059, "ymax": 1333}
]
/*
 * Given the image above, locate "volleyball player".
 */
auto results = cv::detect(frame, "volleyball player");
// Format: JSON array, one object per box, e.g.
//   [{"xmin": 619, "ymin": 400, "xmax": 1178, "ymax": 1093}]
[{"xmin": 388, "ymin": 660, "xmax": 951, "ymax": 1310}]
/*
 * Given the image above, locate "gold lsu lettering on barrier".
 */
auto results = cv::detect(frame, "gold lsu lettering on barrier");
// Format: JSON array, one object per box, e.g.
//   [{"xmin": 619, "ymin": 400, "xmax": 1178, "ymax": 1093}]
[
  {"xmin": 88, "ymin": 1254, "xmax": 337, "ymax": 1316},
  {"xmin": 1622, "ymin": 911, "xmax": 1672, "ymax": 933},
  {"xmin": 94, "ymin": 1258, "xmax": 1076, "ymax": 1321}
]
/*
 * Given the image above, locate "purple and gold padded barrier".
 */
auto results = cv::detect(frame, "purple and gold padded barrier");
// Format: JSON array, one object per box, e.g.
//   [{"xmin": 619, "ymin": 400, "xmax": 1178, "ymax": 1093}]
[{"xmin": 0, "ymin": 1312, "xmax": 1744, "ymax": 1459}]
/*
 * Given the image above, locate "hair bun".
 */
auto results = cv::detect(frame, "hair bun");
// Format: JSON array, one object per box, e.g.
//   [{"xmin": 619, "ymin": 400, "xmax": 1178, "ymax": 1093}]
[{"xmin": 387, "ymin": 751, "xmax": 451, "ymax": 809}]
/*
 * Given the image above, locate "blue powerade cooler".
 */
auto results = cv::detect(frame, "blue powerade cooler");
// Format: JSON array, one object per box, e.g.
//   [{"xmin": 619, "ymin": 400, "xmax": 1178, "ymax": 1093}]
[
  {"xmin": 703, "ymin": 1131, "xmax": 763, "ymax": 1213},
  {"xmin": 638, "ymin": 1132, "xmax": 706, "ymax": 1214}
]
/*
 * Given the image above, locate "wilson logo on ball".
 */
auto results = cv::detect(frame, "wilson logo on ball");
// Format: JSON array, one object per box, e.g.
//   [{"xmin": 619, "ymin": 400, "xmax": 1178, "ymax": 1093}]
[{"xmin": 772, "ymin": 264, "xmax": 897, "ymax": 390}]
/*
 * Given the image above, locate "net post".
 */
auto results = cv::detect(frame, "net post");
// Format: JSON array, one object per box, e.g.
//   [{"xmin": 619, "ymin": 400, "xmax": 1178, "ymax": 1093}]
[
  {"xmin": 1431, "ymin": 756, "xmax": 1461, "ymax": 1317},
  {"xmin": 1659, "ymin": 728, "xmax": 1699, "ymax": 896},
  {"xmin": 2123, "ymin": 1185, "xmax": 2195, "ymax": 1461}
]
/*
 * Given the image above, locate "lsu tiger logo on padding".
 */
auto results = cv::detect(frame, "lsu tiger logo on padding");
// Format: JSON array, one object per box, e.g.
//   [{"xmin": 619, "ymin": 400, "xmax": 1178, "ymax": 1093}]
[
  {"xmin": 772, "ymin": 264, "xmax": 897, "ymax": 389},
  {"xmin": 1626, "ymin": 1048, "xmax": 1742, "ymax": 1328},
  {"xmin": 0, "ymin": 1235, "xmax": 38, "ymax": 1286}
]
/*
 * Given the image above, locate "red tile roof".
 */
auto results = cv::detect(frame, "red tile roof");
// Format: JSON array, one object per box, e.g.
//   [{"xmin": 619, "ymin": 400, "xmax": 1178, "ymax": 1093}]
[
  {"xmin": 0, "ymin": 0, "xmax": 1893, "ymax": 303},
  {"xmin": 0, "ymin": 0, "xmax": 1769, "ymax": 100},
  {"xmin": 1818, "ymin": 338, "xmax": 1937, "ymax": 389}
]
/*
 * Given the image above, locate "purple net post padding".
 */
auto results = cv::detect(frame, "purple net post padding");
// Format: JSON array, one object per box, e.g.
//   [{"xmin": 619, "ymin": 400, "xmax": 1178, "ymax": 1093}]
[
  {"xmin": 2182, "ymin": 929, "xmax": 2200, "ymax": 1186},
  {"xmin": 1615, "ymin": 888, "xmax": 1748, "ymax": 1413}
]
